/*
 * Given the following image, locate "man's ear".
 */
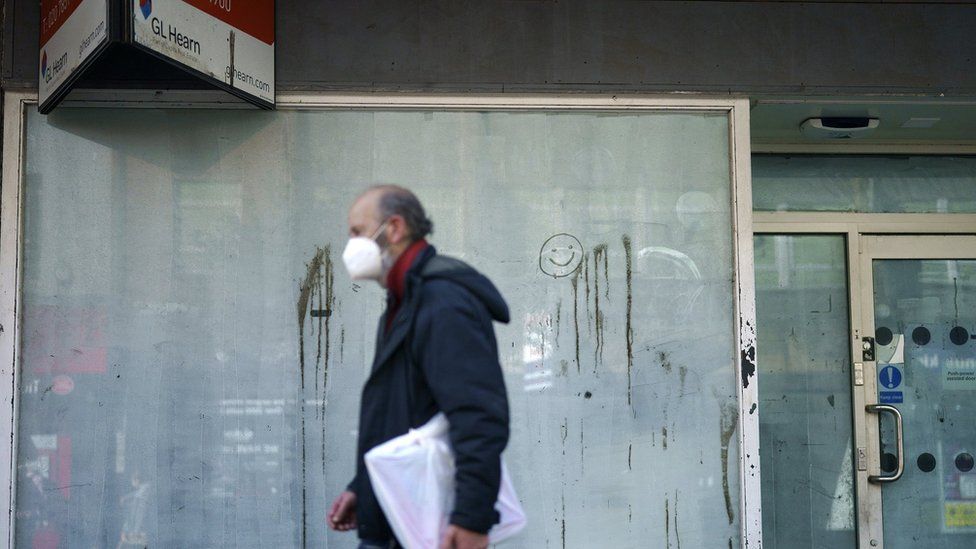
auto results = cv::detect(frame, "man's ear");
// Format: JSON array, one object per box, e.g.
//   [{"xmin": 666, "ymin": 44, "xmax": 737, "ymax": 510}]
[{"xmin": 388, "ymin": 215, "xmax": 408, "ymax": 244}]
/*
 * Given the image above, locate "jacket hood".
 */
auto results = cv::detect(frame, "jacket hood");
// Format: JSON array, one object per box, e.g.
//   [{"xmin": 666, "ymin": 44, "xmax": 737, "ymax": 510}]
[{"xmin": 418, "ymin": 250, "xmax": 511, "ymax": 324}]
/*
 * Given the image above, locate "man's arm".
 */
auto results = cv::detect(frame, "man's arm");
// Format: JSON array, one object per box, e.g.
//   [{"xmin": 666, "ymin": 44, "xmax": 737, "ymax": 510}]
[{"xmin": 414, "ymin": 282, "xmax": 510, "ymax": 534}]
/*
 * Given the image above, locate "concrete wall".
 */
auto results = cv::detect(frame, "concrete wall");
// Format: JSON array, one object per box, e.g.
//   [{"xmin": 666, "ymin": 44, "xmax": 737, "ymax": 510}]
[{"xmin": 4, "ymin": 1, "xmax": 976, "ymax": 96}]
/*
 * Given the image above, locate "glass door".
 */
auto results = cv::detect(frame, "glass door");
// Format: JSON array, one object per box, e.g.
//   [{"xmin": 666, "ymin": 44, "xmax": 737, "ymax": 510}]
[{"xmin": 859, "ymin": 235, "xmax": 976, "ymax": 548}]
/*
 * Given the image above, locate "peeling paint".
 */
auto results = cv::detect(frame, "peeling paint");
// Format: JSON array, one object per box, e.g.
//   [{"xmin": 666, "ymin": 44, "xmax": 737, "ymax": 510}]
[
  {"xmin": 740, "ymin": 344, "xmax": 756, "ymax": 389},
  {"xmin": 739, "ymin": 319, "xmax": 758, "ymax": 389}
]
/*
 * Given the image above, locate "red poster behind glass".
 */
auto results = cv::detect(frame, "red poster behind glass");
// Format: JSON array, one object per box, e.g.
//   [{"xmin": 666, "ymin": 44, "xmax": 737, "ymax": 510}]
[{"xmin": 24, "ymin": 306, "xmax": 107, "ymax": 374}]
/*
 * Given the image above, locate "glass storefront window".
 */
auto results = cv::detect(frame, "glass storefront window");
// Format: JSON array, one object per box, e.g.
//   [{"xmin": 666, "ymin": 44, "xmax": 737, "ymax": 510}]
[
  {"xmin": 753, "ymin": 155, "xmax": 976, "ymax": 213},
  {"xmin": 754, "ymin": 234, "xmax": 856, "ymax": 548},
  {"xmin": 18, "ymin": 107, "xmax": 742, "ymax": 547}
]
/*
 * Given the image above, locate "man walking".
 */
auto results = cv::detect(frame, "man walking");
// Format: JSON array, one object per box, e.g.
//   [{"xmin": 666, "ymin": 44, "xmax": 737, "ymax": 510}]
[{"xmin": 327, "ymin": 186, "xmax": 511, "ymax": 549}]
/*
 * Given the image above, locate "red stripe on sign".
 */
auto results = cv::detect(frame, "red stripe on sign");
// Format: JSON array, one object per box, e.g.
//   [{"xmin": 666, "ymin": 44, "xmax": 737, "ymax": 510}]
[
  {"xmin": 181, "ymin": 0, "xmax": 274, "ymax": 45},
  {"xmin": 40, "ymin": 0, "xmax": 85, "ymax": 46}
]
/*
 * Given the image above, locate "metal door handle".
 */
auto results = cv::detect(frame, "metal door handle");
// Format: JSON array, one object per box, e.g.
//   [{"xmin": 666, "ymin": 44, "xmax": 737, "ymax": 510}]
[{"xmin": 866, "ymin": 404, "xmax": 904, "ymax": 483}]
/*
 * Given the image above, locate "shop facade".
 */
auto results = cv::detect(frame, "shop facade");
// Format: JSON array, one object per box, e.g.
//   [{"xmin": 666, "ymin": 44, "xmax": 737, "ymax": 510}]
[{"xmin": 2, "ymin": 2, "xmax": 976, "ymax": 548}]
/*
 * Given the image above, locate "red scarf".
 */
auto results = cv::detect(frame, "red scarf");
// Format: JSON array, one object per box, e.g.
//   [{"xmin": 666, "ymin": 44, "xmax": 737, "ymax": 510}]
[{"xmin": 385, "ymin": 239, "xmax": 428, "ymax": 331}]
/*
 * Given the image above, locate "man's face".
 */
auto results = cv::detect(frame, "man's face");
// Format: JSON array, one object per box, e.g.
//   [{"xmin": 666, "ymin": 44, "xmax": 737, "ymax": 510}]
[{"xmin": 347, "ymin": 192, "xmax": 383, "ymax": 239}]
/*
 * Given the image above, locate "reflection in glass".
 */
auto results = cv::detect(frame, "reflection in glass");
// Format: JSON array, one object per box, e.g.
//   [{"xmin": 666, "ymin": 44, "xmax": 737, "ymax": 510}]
[
  {"xmin": 753, "ymin": 155, "xmax": 976, "ymax": 213},
  {"xmin": 755, "ymin": 235, "xmax": 856, "ymax": 548}
]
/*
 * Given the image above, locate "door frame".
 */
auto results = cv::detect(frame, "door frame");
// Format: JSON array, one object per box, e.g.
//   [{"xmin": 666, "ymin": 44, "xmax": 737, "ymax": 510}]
[
  {"xmin": 755, "ymin": 212, "xmax": 976, "ymax": 548},
  {"xmin": 0, "ymin": 91, "xmax": 762, "ymax": 548}
]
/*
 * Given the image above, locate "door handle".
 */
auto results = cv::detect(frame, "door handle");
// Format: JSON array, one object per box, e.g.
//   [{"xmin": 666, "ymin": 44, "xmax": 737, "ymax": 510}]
[{"xmin": 866, "ymin": 404, "xmax": 904, "ymax": 483}]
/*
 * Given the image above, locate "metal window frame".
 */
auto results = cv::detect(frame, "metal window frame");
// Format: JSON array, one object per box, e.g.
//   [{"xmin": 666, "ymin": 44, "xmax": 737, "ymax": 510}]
[
  {"xmin": 0, "ymin": 91, "xmax": 762, "ymax": 548},
  {"xmin": 754, "ymin": 150, "xmax": 976, "ymax": 548},
  {"xmin": 0, "ymin": 91, "xmax": 28, "ymax": 549}
]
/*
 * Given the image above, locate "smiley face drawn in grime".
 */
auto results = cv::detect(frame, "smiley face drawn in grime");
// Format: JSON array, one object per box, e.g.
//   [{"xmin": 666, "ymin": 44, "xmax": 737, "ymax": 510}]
[{"xmin": 540, "ymin": 234, "xmax": 584, "ymax": 278}]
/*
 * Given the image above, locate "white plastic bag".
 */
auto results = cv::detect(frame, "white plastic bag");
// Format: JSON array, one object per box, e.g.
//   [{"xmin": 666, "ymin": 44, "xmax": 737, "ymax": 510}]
[{"xmin": 364, "ymin": 413, "xmax": 526, "ymax": 548}]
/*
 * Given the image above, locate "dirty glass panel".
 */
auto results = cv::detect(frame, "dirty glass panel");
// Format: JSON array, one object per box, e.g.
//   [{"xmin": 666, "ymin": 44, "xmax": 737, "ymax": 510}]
[
  {"xmin": 754, "ymin": 235, "xmax": 856, "ymax": 547},
  {"xmin": 873, "ymin": 259, "xmax": 976, "ymax": 548},
  {"xmin": 753, "ymin": 155, "xmax": 976, "ymax": 213},
  {"xmin": 19, "ymin": 108, "xmax": 740, "ymax": 547}
]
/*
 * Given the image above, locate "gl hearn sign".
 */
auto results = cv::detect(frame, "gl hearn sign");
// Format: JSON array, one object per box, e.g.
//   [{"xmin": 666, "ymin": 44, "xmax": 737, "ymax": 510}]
[
  {"xmin": 38, "ymin": 0, "xmax": 275, "ymax": 113},
  {"xmin": 132, "ymin": 0, "xmax": 275, "ymax": 107},
  {"xmin": 38, "ymin": 0, "xmax": 110, "ymax": 112}
]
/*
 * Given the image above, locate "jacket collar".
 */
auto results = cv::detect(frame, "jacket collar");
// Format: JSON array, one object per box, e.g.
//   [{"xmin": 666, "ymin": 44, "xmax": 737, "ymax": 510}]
[{"xmin": 368, "ymin": 245, "xmax": 437, "ymax": 377}]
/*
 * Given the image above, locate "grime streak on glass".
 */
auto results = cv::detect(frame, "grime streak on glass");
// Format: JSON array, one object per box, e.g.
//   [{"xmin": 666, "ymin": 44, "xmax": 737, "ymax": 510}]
[
  {"xmin": 673, "ymin": 489, "xmax": 681, "ymax": 549},
  {"xmin": 314, "ymin": 271, "xmax": 322, "ymax": 421},
  {"xmin": 561, "ymin": 490, "xmax": 566, "ymax": 549},
  {"xmin": 592, "ymin": 244, "xmax": 608, "ymax": 371},
  {"xmin": 561, "ymin": 417, "xmax": 568, "ymax": 456},
  {"xmin": 602, "ymin": 245, "xmax": 609, "ymax": 299},
  {"xmin": 570, "ymin": 268, "xmax": 581, "ymax": 373},
  {"xmin": 555, "ymin": 298, "xmax": 561, "ymax": 349},
  {"xmin": 320, "ymin": 247, "xmax": 335, "ymax": 478},
  {"xmin": 580, "ymin": 417, "xmax": 584, "ymax": 476},
  {"xmin": 296, "ymin": 246, "xmax": 326, "ymax": 547},
  {"xmin": 665, "ymin": 497, "xmax": 670, "ymax": 547},
  {"xmin": 583, "ymin": 251, "xmax": 591, "ymax": 333},
  {"xmin": 662, "ymin": 426, "xmax": 668, "ymax": 450},
  {"xmin": 622, "ymin": 236, "xmax": 633, "ymax": 407},
  {"xmin": 719, "ymin": 400, "xmax": 739, "ymax": 525},
  {"xmin": 560, "ymin": 412, "xmax": 568, "ymax": 548},
  {"xmin": 659, "ymin": 350, "xmax": 672, "ymax": 373}
]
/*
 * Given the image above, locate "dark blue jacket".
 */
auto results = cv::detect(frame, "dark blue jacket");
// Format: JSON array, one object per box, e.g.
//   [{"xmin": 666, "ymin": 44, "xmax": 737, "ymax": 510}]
[{"xmin": 349, "ymin": 246, "xmax": 511, "ymax": 543}]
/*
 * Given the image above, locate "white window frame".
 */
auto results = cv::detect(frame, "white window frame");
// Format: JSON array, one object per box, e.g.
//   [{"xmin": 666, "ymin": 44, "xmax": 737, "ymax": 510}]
[{"xmin": 0, "ymin": 91, "xmax": 761, "ymax": 548}]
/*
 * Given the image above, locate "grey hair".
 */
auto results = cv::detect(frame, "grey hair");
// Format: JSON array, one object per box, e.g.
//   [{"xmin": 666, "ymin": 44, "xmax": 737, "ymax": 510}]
[{"xmin": 369, "ymin": 185, "xmax": 434, "ymax": 240}]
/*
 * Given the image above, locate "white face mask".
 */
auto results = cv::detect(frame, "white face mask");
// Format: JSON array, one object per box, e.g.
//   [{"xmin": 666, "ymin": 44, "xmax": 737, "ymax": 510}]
[{"xmin": 342, "ymin": 220, "xmax": 389, "ymax": 281}]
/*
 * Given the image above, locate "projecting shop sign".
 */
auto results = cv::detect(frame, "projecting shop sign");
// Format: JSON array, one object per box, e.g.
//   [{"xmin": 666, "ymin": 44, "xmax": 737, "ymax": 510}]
[
  {"xmin": 132, "ymin": 0, "xmax": 275, "ymax": 107},
  {"xmin": 39, "ymin": 0, "xmax": 110, "ymax": 112}
]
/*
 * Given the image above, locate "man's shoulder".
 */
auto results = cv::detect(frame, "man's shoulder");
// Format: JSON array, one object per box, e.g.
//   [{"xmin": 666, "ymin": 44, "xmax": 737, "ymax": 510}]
[
  {"xmin": 416, "ymin": 256, "xmax": 480, "ymax": 313},
  {"xmin": 420, "ymin": 254, "xmax": 474, "ymax": 279},
  {"xmin": 418, "ymin": 276, "xmax": 475, "ymax": 307}
]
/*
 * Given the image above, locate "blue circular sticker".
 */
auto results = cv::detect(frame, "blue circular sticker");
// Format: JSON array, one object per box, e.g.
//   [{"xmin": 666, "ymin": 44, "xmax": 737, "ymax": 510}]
[{"xmin": 879, "ymin": 365, "xmax": 902, "ymax": 389}]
